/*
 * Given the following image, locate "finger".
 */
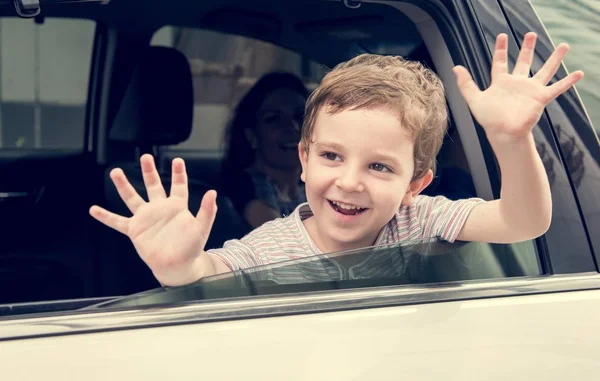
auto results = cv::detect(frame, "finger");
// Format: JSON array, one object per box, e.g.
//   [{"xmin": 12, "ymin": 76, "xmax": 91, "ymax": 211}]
[
  {"xmin": 195, "ymin": 190, "xmax": 218, "ymax": 244},
  {"xmin": 491, "ymin": 33, "xmax": 509, "ymax": 81},
  {"xmin": 547, "ymin": 70, "xmax": 584, "ymax": 101},
  {"xmin": 513, "ymin": 32, "xmax": 537, "ymax": 76},
  {"xmin": 89, "ymin": 205, "xmax": 129, "ymax": 235},
  {"xmin": 533, "ymin": 43, "xmax": 570, "ymax": 85},
  {"xmin": 453, "ymin": 65, "xmax": 481, "ymax": 106},
  {"xmin": 109, "ymin": 167, "xmax": 145, "ymax": 214},
  {"xmin": 170, "ymin": 158, "xmax": 188, "ymax": 200},
  {"xmin": 140, "ymin": 154, "xmax": 167, "ymax": 201}
]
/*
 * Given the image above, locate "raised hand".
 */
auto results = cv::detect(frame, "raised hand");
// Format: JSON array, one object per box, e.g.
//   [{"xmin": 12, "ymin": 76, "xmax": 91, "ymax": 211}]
[
  {"xmin": 89, "ymin": 154, "xmax": 218, "ymax": 286},
  {"xmin": 453, "ymin": 32, "xmax": 584, "ymax": 142}
]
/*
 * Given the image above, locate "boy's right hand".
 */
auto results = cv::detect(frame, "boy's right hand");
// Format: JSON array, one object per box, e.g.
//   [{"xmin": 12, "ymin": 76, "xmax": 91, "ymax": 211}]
[{"xmin": 89, "ymin": 154, "xmax": 217, "ymax": 286}]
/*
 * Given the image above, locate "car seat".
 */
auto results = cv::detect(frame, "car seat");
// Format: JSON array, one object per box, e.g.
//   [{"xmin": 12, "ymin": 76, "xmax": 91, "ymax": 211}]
[{"xmin": 100, "ymin": 46, "xmax": 250, "ymax": 295}]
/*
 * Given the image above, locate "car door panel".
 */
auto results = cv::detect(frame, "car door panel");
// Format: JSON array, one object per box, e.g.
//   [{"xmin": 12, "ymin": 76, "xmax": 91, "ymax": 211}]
[{"xmin": 2, "ymin": 284, "xmax": 600, "ymax": 380}]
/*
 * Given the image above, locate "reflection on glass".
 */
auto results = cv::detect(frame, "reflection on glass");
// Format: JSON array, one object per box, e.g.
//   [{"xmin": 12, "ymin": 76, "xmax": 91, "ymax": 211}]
[
  {"xmin": 531, "ymin": 0, "xmax": 600, "ymax": 135},
  {"xmin": 87, "ymin": 239, "xmax": 541, "ymax": 310}
]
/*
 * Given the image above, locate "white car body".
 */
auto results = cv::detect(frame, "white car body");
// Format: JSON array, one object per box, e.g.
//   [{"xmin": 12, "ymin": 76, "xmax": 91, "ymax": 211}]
[{"xmin": 2, "ymin": 274, "xmax": 600, "ymax": 380}]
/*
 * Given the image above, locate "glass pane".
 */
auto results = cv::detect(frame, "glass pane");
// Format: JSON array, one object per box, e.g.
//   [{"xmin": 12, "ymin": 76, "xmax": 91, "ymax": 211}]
[
  {"xmin": 531, "ymin": 0, "xmax": 600, "ymax": 136},
  {"xmin": 0, "ymin": 18, "xmax": 95, "ymax": 149},
  {"xmin": 88, "ymin": 239, "xmax": 541, "ymax": 310}
]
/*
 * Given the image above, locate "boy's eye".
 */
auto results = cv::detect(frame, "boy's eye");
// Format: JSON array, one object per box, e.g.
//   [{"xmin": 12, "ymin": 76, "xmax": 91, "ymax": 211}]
[
  {"xmin": 370, "ymin": 163, "xmax": 391, "ymax": 172},
  {"xmin": 322, "ymin": 152, "xmax": 340, "ymax": 161}
]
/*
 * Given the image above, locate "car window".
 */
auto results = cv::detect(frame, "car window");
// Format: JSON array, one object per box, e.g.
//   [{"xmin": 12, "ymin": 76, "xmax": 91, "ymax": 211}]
[
  {"xmin": 0, "ymin": 2, "xmax": 558, "ymax": 318},
  {"xmin": 129, "ymin": 20, "xmax": 542, "ymax": 304},
  {"xmin": 0, "ymin": 17, "xmax": 95, "ymax": 150},
  {"xmin": 530, "ymin": 0, "xmax": 600, "ymax": 136},
  {"xmin": 88, "ymin": 239, "xmax": 542, "ymax": 310},
  {"xmin": 150, "ymin": 26, "xmax": 327, "ymax": 153}
]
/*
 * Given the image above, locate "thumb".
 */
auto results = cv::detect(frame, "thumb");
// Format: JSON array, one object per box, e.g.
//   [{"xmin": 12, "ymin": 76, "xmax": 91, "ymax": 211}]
[
  {"xmin": 196, "ymin": 190, "xmax": 218, "ymax": 244},
  {"xmin": 453, "ymin": 65, "xmax": 480, "ymax": 106}
]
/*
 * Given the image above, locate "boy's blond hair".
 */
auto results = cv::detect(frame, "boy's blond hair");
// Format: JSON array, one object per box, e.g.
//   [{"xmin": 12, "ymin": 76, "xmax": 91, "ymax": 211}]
[{"xmin": 301, "ymin": 54, "xmax": 448, "ymax": 180}]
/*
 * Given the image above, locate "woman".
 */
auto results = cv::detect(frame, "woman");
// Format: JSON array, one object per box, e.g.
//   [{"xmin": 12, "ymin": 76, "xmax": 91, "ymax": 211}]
[{"xmin": 221, "ymin": 72, "xmax": 309, "ymax": 229}]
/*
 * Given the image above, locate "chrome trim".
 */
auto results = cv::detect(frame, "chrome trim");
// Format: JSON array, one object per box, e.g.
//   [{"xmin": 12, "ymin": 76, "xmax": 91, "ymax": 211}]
[{"xmin": 1, "ymin": 273, "xmax": 600, "ymax": 341}]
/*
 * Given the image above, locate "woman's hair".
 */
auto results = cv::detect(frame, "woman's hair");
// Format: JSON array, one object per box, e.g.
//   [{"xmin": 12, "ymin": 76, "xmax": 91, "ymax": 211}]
[{"xmin": 220, "ymin": 72, "xmax": 309, "ymax": 180}]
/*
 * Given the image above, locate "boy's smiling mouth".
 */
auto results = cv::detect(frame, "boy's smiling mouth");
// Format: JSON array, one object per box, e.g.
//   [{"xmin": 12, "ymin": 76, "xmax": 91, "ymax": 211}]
[{"xmin": 328, "ymin": 199, "xmax": 368, "ymax": 216}]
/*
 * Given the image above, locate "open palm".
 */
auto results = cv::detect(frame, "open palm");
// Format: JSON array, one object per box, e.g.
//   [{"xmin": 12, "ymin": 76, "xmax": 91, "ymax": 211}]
[
  {"xmin": 454, "ymin": 32, "xmax": 584, "ymax": 141},
  {"xmin": 89, "ymin": 154, "xmax": 218, "ymax": 285}
]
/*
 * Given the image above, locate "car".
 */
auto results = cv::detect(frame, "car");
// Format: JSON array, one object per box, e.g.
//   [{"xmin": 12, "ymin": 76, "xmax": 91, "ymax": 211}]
[{"xmin": 0, "ymin": 0, "xmax": 599, "ymax": 379}]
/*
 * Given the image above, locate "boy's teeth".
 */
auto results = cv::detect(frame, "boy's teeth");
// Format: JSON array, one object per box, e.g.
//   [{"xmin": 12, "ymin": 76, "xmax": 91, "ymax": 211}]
[{"xmin": 333, "ymin": 201, "xmax": 361, "ymax": 210}]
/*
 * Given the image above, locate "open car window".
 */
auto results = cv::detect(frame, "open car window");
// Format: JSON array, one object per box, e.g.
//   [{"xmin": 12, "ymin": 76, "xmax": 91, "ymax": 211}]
[
  {"xmin": 0, "ymin": 0, "xmax": 572, "ymax": 318},
  {"xmin": 86, "ymin": 239, "xmax": 541, "ymax": 311}
]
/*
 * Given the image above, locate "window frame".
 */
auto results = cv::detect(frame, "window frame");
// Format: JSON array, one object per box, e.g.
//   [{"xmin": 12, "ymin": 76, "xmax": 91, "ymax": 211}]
[{"xmin": 2, "ymin": 272, "xmax": 600, "ymax": 341}]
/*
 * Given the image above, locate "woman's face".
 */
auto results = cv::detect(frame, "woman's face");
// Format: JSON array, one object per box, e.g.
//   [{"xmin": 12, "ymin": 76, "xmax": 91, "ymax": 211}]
[{"xmin": 249, "ymin": 87, "xmax": 306, "ymax": 170}]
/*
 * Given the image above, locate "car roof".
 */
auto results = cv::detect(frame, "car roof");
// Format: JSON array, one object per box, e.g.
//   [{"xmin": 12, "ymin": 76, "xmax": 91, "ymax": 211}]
[{"xmin": 0, "ymin": 0, "xmax": 428, "ymax": 66}]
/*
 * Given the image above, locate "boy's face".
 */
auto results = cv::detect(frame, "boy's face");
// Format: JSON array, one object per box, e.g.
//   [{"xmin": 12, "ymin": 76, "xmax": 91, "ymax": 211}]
[{"xmin": 299, "ymin": 107, "xmax": 432, "ymax": 253}]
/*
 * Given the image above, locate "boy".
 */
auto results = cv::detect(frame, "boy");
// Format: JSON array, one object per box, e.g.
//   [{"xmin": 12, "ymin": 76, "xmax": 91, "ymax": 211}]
[{"xmin": 90, "ymin": 33, "xmax": 583, "ymax": 287}]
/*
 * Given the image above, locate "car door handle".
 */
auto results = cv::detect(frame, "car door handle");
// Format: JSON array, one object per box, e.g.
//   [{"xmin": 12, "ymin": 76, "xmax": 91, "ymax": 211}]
[
  {"xmin": 0, "ymin": 192, "xmax": 31, "ymax": 199},
  {"xmin": 0, "ymin": 187, "xmax": 44, "ymax": 203}
]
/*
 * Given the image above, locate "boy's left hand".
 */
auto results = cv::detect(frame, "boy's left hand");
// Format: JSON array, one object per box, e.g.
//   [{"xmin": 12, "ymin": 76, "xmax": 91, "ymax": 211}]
[{"xmin": 453, "ymin": 32, "xmax": 583, "ymax": 142}]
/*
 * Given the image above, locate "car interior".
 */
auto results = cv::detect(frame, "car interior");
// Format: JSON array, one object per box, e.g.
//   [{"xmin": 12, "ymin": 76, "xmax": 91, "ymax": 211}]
[{"xmin": 0, "ymin": 0, "xmax": 542, "ymax": 309}]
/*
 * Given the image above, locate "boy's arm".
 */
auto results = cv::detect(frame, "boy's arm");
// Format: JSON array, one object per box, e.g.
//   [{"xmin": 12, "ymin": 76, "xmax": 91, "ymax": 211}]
[
  {"xmin": 457, "ymin": 133, "xmax": 550, "ymax": 243},
  {"xmin": 153, "ymin": 249, "xmax": 232, "ymax": 286},
  {"xmin": 452, "ymin": 32, "xmax": 583, "ymax": 243},
  {"xmin": 156, "ymin": 253, "xmax": 231, "ymax": 288}
]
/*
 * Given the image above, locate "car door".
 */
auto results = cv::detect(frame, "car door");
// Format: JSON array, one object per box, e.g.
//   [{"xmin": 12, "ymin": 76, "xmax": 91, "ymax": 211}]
[
  {"xmin": 0, "ymin": 9, "xmax": 104, "ymax": 303},
  {"xmin": 1, "ymin": 0, "xmax": 599, "ymax": 379}
]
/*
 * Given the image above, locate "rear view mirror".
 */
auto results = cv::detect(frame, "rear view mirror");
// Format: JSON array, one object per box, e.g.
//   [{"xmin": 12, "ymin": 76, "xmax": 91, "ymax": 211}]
[{"xmin": 13, "ymin": 0, "xmax": 110, "ymax": 18}]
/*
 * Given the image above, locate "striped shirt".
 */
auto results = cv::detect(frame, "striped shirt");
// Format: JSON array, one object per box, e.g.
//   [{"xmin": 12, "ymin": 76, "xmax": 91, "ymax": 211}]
[{"xmin": 207, "ymin": 195, "xmax": 484, "ymax": 283}]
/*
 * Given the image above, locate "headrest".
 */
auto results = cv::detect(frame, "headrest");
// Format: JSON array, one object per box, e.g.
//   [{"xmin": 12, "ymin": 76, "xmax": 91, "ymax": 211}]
[{"xmin": 109, "ymin": 46, "xmax": 193, "ymax": 146}]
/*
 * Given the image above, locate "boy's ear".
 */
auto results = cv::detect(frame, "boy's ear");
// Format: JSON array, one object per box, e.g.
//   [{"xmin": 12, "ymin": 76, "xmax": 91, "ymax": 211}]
[
  {"xmin": 401, "ymin": 169, "xmax": 434, "ymax": 206},
  {"xmin": 244, "ymin": 128, "xmax": 257, "ymax": 149},
  {"xmin": 298, "ymin": 142, "xmax": 308, "ymax": 183}
]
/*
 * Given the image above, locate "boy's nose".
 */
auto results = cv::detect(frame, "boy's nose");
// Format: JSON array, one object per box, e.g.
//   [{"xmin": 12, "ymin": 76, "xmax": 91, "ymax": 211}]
[{"xmin": 335, "ymin": 168, "xmax": 365, "ymax": 193}]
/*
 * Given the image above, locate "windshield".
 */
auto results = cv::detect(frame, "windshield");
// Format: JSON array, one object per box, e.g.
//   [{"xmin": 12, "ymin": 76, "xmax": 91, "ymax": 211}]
[{"xmin": 87, "ymin": 239, "xmax": 540, "ymax": 310}]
